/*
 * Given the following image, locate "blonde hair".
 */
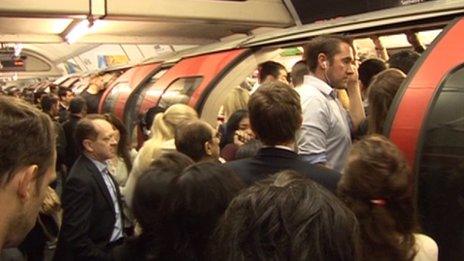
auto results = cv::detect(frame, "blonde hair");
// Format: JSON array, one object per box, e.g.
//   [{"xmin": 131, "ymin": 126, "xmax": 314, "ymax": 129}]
[
  {"xmin": 136, "ymin": 104, "xmax": 198, "ymax": 175},
  {"xmin": 222, "ymin": 87, "xmax": 249, "ymax": 119}
]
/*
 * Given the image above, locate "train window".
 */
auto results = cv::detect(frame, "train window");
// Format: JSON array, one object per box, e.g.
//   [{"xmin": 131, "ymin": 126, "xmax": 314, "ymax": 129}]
[
  {"xmin": 123, "ymin": 68, "xmax": 168, "ymax": 137},
  {"xmin": 417, "ymin": 64, "xmax": 464, "ymax": 260},
  {"xmin": 103, "ymin": 82, "xmax": 131, "ymax": 112},
  {"xmin": 157, "ymin": 76, "xmax": 203, "ymax": 108}
]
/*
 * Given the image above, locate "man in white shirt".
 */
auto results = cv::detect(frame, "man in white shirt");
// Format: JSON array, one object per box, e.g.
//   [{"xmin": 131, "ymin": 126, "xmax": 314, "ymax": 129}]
[
  {"xmin": 250, "ymin": 61, "xmax": 288, "ymax": 94},
  {"xmin": 296, "ymin": 36, "xmax": 365, "ymax": 172}
]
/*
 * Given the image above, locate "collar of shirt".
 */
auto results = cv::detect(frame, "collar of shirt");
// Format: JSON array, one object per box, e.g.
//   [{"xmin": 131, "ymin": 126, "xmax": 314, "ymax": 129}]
[
  {"xmin": 263, "ymin": 145, "xmax": 295, "ymax": 152},
  {"xmin": 303, "ymin": 75, "xmax": 335, "ymax": 98},
  {"xmin": 59, "ymin": 102, "xmax": 69, "ymax": 110},
  {"xmin": 85, "ymin": 154, "xmax": 108, "ymax": 173}
]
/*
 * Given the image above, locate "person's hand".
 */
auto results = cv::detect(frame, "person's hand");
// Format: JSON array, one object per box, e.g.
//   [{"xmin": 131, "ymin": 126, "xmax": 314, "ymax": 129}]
[
  {"xmin": 406, "ymin": 31, "xmax": 425, "ymax": 52},
  {"xmin": 346, "ymin": 64, "xmax": 360, "ymax": 93},
  {"xmin": 41, "ymin": 187, "xmax": 61, "ymax": 215},
  {"xmin": 233, "ymin": 129, "xmax": 255, "ymax": 146}
]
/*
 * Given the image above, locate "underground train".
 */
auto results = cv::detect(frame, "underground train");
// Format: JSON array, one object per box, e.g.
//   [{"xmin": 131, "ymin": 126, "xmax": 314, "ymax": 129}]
[{"xmin": 49, "ymin": 1, "xmax": 462, "ymax": 259}]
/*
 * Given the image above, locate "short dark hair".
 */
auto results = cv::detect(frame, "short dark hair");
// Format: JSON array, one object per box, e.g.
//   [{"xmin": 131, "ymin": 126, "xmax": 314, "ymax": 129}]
[
  {"xmin": 69, "ymin": 97, "xmax": 87, "ymax": 114},
  {"xmin": 358, "ymin": 58, "xmax": 387, "ymax": 89},
  {"xmin": 304, "ymin": 35, "xmax": 352, "ymax": 72},
  {"xmin": 40, "ymin": 94, "xmax": 58, "ymax": 113},
  {"xmin": 290, "ymin": 60, "xmax": 309, "ymax": 87},
  {"xmin": 132, "ymin": 152, "xmax": 194, "ymax": 240},
  {"xmin": 155, "ymin": 162, "xmax": 244, "ymax": 260},
  {"xmin": 58, "ymin": 87, "xmax": 71, "ymax": 100},
  {"xmin": 213, "ymin": 170, "xmax": 360, "ymax": 260},
  {"xmin": 388, "ymin": 50, "xmax": 420, "ymax": 74},
  {"xmin": 142, "ymin": 106, "xmax": 166, "ymax": 134},
  {"xmin": 175, "ymin": 120, "xmax": 214, "ymax": 162},
  {"xmin": 258, "ymin": 61, "xmax": 286, "ymax": 83},
  {"xmin": 74, "ymin": 114, "xmax": 106, "ymax": 153},
  {"xmin": 0, "ymin": 96, "xmax": 55, "ymax": 186},
  {"xmin": 248, "ymin": 81, "xmax": 302, "ymax": 146}
]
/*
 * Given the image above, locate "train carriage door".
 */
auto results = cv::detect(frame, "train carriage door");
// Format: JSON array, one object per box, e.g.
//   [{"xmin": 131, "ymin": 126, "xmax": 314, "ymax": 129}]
[
  {"xmin": 99, "ymin": 63, "xmax": 161, "ymax": 120},
  {"xmin": 142, "ymin": 49, "xmax": 250, "ymax": 114},
  {"xmin": 384, "ymin": 18, "xmax": 464, "ymax": 260}
]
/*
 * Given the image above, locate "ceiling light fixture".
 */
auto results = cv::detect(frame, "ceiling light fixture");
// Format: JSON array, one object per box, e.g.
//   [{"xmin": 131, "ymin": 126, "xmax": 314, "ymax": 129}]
[
  {"xmin": 63, "ymin": 0, "xmax": 107, "ymax": 44},
  {"xmin": 65, "ymin": 19, "xmax": 93, "ymax": 44}
]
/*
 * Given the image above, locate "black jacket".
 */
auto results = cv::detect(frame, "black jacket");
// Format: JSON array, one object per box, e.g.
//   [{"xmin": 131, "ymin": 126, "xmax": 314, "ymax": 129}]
[
  {"xmin": 54, "ymin": 155, "xmax": 123, "ymax": 261},
  {"xmin": 224, "ymin": 147, "xmax": 341, "ymax": 193},
  {"xmin": 62, "ymin": 114, "xmax": 82, "ymax": 169}
]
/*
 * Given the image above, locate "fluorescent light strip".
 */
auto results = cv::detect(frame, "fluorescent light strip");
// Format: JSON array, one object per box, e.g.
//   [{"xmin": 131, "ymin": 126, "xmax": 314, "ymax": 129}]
[{"xmin": 65, "ymin": 20, "xmax": 92, "ymax": 44}]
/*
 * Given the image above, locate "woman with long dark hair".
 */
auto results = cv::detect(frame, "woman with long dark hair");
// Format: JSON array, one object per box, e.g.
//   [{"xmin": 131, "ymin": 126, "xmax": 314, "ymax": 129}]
[{"xmin": 104, "ymin": 113, "xmax": 134, "ymax": 187}]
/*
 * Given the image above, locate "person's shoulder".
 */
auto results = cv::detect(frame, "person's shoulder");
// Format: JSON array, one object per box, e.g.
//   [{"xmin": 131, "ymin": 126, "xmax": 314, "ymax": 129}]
[
  {"xmin": 68, "ymin": 156, "xmax": 96, "ymax": 177},
  {"xmin": 298, "ymin": 160, "xmax": 340, "ymax": 177},
  {"xmin": 224, "ymin": 157, "xmax": 253, "ymax": 169},
  {"xmin": 413, "ymin": 233, "xmax": 438, "ymax": 261},
  {"xmin": 292, "ymin": 160, "xmax": 341, "ymax": 191}
]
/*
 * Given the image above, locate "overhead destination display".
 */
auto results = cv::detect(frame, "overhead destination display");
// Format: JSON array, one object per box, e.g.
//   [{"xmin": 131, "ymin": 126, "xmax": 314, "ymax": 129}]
[
  {"xmin": 289, "ymin": 0, "xmax": 436, "ymax": 24},
  {"xmin": 0, "ymin": 48, "xmax": 26, "ymax": 72}
]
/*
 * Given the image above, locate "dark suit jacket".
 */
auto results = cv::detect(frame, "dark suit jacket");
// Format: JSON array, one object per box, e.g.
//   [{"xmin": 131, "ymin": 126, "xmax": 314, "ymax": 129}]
[
  {"xmin": 224, "ymin": 147, "xmax": 341, "ymax": 193},
  {"xmin": 54, "ymin": 155, "xmax": 123, "ymax": 261},
  {"xmin": 62, "ymin": 114, "xmax": 82, "ymax": 169}
]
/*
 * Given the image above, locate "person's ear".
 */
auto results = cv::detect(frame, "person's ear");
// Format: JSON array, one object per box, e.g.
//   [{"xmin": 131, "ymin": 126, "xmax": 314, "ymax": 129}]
[
  {"xmin": 83, "ymin": 139, "xmax": 94, "ymax": 152},
  {"xmin": 17, "ymin": 165, "xmax": 38, "ymax": 201},
  {"xmin": 318, "ymin": 53, "xmax": 328, "ymax": 70},
  {"xmin": 204, "ymin": 141, "xmax": 213, "ymax": 156}
]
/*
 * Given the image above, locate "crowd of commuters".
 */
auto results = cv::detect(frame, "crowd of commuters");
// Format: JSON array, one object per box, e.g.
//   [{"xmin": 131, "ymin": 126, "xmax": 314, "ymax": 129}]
[{"xmin": 0, "ymin": 33, "xmax": 440, "ymax": 261}]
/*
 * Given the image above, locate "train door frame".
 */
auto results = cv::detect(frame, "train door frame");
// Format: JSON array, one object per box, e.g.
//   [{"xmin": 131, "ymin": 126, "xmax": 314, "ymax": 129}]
[
  {"xmin": 98, "ymin": 62, "xmax": 161, "ymax": 120},
  {"xmin": 385, "ymin": 17, "xmax": 464, "ymax": 173}
]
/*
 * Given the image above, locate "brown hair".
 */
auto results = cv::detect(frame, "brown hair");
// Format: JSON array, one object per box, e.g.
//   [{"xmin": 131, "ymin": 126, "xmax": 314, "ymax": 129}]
[
  {"xmin": 214, "ymin": 170, "xmax": 360, "ymax": 260},
  {"xmin": 338, "ymin": 135, "xmax": 417, "ymax": 261},
  {"xmin": 104, "ymin": 113, "xmax": 132, "ymax": 172},
  {"xmin": 175, "ymin": 120, "xmax": 213, "ymax": 162},
  {"xmin": 0, "ymin": 96, "xmax": 55, "ymax": 186},
  {"xmin": 248, "ymin": 81, "xmax": 301, "ymax": 146},
  {"xmin": 367, "ymin": 69, "xmax": 406, "ymax": 134},
  {"xmin": 304, "ymin": 35, "xmax": 353, "ymax": 73},
  {"xmin": 74, "ymin": 114, "xmax": 107, "ymax": 153}
]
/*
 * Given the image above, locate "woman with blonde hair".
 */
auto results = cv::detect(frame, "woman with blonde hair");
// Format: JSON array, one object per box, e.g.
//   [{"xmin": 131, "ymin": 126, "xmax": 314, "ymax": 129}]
[
  {"xmin": 220, "ymin": 86, "xmax": 250, "ymax": 121},
  {"xmin": 123, "ymin": 103, "xmax": 198, "ymax": 208}
]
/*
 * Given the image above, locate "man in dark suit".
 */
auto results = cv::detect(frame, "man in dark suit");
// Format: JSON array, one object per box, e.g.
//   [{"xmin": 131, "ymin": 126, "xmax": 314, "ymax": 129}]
[
  {"xmin": 57, "ymin": 87, "xmax": 74, "ymax": 123},
  {"xmin": 55, "ymin": 114, "xmax": 124, "ymax": 260},
  {"xmin": 62, "ymin": 97, "xmax": 87, "ymax": 170},
  {"xmin": 225, "ymin": 81, "xmax": 340, "ymax": 192}
]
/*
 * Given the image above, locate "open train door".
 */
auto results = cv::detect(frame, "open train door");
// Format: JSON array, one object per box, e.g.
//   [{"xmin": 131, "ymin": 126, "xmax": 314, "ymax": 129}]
[
  {"xmin": 98, "ymin": 62, "xmax": 161, "ymax": 120},
  {"xmin": 385, "ymin": 17, "xmax": 464, "ymax": 260}
]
